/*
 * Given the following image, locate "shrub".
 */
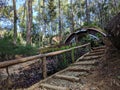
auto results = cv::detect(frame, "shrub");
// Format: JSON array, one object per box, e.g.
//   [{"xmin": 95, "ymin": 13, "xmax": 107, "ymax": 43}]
[{"xmin": 0, "ymin": 33, "xmax": 38, "ymax": 61}]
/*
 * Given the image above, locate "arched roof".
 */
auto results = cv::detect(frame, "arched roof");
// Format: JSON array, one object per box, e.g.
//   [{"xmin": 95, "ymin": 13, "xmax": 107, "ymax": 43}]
[{"xmin": 64, "ymin": 27, "xmax": 106, "ymax": 44}]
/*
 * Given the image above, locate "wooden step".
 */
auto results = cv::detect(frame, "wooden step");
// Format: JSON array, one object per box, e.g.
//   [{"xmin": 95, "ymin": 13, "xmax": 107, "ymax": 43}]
[
  {"xmin": 72, "ymin": 61, "xmax": 98, "ymax": 66},
  {"xmin": 91, "ymin": 49, "xmax": 105, "ymax": 53},
  {"xmin": 76, "ymin": 52, "xmax": 90, "ymax": 62},
  {"xmin": 86, "ymin": 51, "xmax": 104, "ymax": 56},
  {"xmin": 67, "ymin": 68, "xmax": 90, "ymax": 73},
  {"xmin": 79, "ymin": 55, "xmax": 103, "ymax": 61},
  {"xmin": 40, "ymin": 83, "xmax": 69, "ymax": 90},
  {"xmin": 54, "ymin": 75, "xmax": 80, "ymax": 82},
  {"xmin": 92, "ymin": 46, "xmax": 105, "ymax": 50}
]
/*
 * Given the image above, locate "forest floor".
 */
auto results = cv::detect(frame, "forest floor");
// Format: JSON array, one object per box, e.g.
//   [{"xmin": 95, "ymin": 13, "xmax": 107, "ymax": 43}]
[
  {"xmin": 83, "ymin": 47, "xmax": 120, "ymax": 90},
  {"xmin": 27, "ymin": 46, "xmax": 120, "ymax": 90},
  {"xmin": 0, "ymin": 46, "xmax": 120, "ymax": 90}
]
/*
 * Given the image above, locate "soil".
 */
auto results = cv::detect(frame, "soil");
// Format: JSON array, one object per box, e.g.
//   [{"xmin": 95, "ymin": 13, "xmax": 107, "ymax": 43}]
[
  {"xmin": 0, "ymin": 46, "xmax": 120, "ymax": 90},
  {"xmin": 0, "ymin": 58, "xmax": 58, "ymax": 89},
  {"xmin": 83, "ymin": 46, "xmax": 120, "ymax": 90}
]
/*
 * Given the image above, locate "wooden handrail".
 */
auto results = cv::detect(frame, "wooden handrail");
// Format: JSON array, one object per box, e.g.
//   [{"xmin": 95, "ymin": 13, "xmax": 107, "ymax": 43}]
[{"xmin": 0, "ymin": 43, "xmax": 90, "ymax": 69}]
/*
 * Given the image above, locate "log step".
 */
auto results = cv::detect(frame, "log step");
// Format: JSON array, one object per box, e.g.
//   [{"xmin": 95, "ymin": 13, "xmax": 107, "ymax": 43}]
[
  {"xmin": 86, "ymin": 51, "xmax": 104, "ymax": 56},
  {"xmin": 54, "ymin": 75, "xmax": 80, "ymax": 82},
  {"xmin": 67, "ymin": 68, "xmax": 90, "ymax": 73},
  {"xmin": 91, "ymin": 49, "xmax": 105, "ymax": 53},
  {"xmin": 40, "ymin": 83, "xmax": 69, "ymax": 90},
  {"xmin": 72, "ymin": 61, "xmax": 98, "ymax": 66},
  {"xmin": 80, "ymin": 55, "xmax": 103, "ymax": 60},
  {"xmin": 92, "ymin": 46, "xmax": 105, "ymax": 50}
]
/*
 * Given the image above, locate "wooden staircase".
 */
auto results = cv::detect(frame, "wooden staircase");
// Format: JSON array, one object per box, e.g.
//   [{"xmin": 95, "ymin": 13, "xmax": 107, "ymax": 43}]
[{"xmin": 26, "ymin": 46, "xmax": 106, "ymax": 90}]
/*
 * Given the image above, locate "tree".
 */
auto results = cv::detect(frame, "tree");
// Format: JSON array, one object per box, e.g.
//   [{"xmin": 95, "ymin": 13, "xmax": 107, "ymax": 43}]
[
  {"xmin": 26, "ymin": 0, "xmax": 33, "ymax": 45},
  {"xmin": 58, "ymin": 0, "xmax": 62, "ymax": 40},
  {"xmin": 47, "ymin": 0, "xmax": 56, "ymax": 44},
  {"xmin": 13, "ymin": 0, "xmax": 17, "ymax": 44},
  {"xmin": 70, "ymin": 0, "xmax": 74, "ymax": 33},
  {"xmin": 85, "ymin": 0, "xmax": 90, "ymax": 25}
]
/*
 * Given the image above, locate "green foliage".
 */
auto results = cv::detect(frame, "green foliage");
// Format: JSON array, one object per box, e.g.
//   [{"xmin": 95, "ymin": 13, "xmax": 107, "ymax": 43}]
[
  {"xmin": 82, "ymin": 22, "xmax": 99, "ymax": 28},
  {"xmin": 0, "ymin": 33, "xmax": 38, "ymax": 61},
  {"xmin": 0, "ymin": 37, "xmax": 15, "ymax": 60},
  {"xmin": 48, "ymin": 0, "xmax": 56, "ymax": 21},
  {"xmin": 62, "ymin": 53, "xmax": 67, "ymax": 67},
  {"xmin": 15, "ymin": 45, "xmax": 38, "ymax": 56},
  {"xmin": 40, "ymin": 43, "xmax": 78, "ymax": 54}
]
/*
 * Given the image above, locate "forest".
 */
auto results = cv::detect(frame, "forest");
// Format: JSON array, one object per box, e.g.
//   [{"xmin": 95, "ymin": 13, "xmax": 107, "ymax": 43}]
[
  {"xmin": 0, "ymin": 0, "xmax": 119, "ymax": 59},
  {"xmin": 0, "ymin": 0, "xmax": 120, "ymax": 90}
]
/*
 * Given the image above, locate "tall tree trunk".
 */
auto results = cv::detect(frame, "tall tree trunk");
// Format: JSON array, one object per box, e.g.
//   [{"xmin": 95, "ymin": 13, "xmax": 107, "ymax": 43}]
[
  {"xmin": 70, "ymin": 0, "xmax": 74, "ymax": 33},
  {"xmin": 79, "ymin": 0, "xmax": 82, "ymax": 26},
  {"xmin": 26, "ymin": 1, "xmax": 28, "ymax": 42},
  {"xmin": 38, "ymin": 0, "xmax": 41, "ymax": 47},
  {"xmin": 22, "ymin": 1, "xmax": 26, "ymax": 24},
  {"xmin": 13, "ymin": 0, "xmax": 17, "ymax": 44},
  {"xmin": 42, "ymin": 0, "xmax": 46, "ymax": 47},
  {"xmin": 58, "ymin": 0, "xmax": 62, "ymax": 41},
  {"xmin": 113, "ymin": 0, "xmax": 118, "ymax": 14},
  {"xmin": 85, "ymin": 0, "xmax": 90, "ymax": 24},
  {"xmin": 26, "ymin": 0, "xmax": 32, "ymax": 45}
]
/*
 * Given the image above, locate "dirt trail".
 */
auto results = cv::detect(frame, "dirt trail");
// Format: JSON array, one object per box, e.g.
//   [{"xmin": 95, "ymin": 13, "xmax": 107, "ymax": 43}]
[{"xmin": 25, "ymin": 46, "xmax": 107, "ymax": 90}]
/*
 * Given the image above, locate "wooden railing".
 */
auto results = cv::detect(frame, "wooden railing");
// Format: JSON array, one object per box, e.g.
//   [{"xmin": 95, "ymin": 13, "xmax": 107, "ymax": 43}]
[{"xmin": 0, "ymin": 43, "xmax": 91, "ymax": 79}]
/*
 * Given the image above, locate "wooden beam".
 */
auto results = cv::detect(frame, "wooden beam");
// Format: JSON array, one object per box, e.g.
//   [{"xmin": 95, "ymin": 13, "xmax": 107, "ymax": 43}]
[
  {"xmin": 40, "ymin": 83, "xmax": 70, "ymax": 90},
  {"xmin": 0, "ymin": 43, "xmax": 90, "ymax": 69},
  {"xmin": 80, "ymin": 55, "xmax": 103, "ymax": 60},
  {"xmin": 75, "ymin": 60, "xmax": 97, "ymax": 64},
  {"xmin": 54, "ymin": 75, "xmax": 80, "ymax": 82},
  {"xmin": 92, "ymin": 46, "xmax": 105, "ymax": 50},
  {"xmin": 86, "ymin": 51, "xmax": 104, "ymax": 56},
  {"xmin": 91, "ymin": 49, "xmax": 105, "ymax": 53},
  {"xmin": 76, "ymin": 52, "xmax": 90, "ymax": 62},
  {"xmin": 68, "ymin": 68, "xmax": 90, "ymax": 73},
  {"xmin": 42, "ymin": 57, "xmax": 47, "ymax": 79}
]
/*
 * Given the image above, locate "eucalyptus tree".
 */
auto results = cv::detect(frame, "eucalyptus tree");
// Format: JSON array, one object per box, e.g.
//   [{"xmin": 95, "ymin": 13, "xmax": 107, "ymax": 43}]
[
  {"xmin": 70, "ymin": 0, "xmax": 74, "ymax": 33},
  {"xmin": 47, "ymin": 0, "xmax": 56, "ymax": 44},
  {"xmin": 85, "ymin": 0, "xmax": 90, "ymax": 25},
  {"xmin": 13, "ymin": 0, "xmax": 17, "ymax": 44},
  {"xmin": 26, "ymin": 0, "xmax": 33, "ymax": 45},
  {"xmin": 58, "ymin": 0, "xmax": 62, "ymax": 39}
]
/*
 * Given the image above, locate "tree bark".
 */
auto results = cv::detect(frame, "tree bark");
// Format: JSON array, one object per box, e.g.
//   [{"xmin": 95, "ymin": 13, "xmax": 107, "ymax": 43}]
[
  {"xmin": 13, "ymin": 0, "xmax": 17, "ymax": 44},
  {"xmin": 70, "ymin": 0, "xmax": 74, "ymax": 33},
  {"xmin": 113, "ymin": 0, "xmax": 118, "ymax": 14},
  {"xmin": 58, "ymin": 0, "xmax": 62, "ymax": 42},
  {"xmin": 42, "ymin": 0, "xmax": 46, "ymax": 47},
  {"xmin": 26, "ymin": 0, "xmax": 32, "ymax": 45},
  {"xmin": 85, "ymin": 0, "xmax": 90, "ymax": 24}
]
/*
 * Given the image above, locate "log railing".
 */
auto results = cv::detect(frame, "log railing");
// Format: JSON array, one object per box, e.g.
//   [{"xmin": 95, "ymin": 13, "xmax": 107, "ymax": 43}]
[{"xmin": 0, "ymin": 43, "xmax": 91, "ymax": 80}]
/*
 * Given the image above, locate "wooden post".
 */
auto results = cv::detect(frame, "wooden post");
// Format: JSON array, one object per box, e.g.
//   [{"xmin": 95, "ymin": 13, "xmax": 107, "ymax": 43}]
[
  {"xmin": 71, "ymin": 49, "xmax": 74, "ymax": 63},
  {"xmin": 42, "ymin": 57, "xmax": 47, "ymax": 79},
  {"xmin": 89, "ymin": 43, "xmax": 91, "ymax": 51},
  {"xmin": 6, "ymin": 67, "xmax": 12, "ymax": 88}
]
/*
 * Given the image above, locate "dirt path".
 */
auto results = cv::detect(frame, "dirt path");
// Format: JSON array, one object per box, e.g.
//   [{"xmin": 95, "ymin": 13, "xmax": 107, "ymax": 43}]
[{"xmin": 25, "ymin": 46, "xmax": 106, "ymax": 90}]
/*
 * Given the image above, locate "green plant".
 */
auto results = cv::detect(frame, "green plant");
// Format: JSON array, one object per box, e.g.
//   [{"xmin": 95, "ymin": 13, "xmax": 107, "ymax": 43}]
[{"xmin": 0, "ymin": 33, "xmax": 38, "ymax": 61}]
